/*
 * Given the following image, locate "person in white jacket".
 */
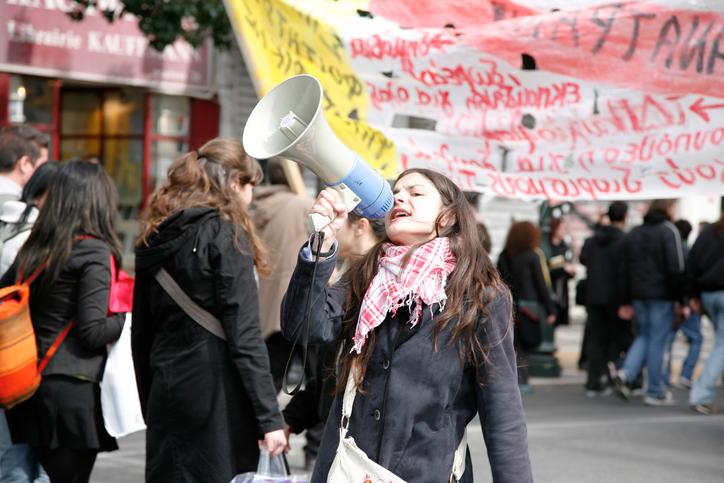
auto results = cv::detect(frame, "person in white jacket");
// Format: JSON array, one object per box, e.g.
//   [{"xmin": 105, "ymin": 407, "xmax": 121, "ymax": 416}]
[{"xmin": 0, "ymin": 161, "xmax": 59, "ymax": 277}]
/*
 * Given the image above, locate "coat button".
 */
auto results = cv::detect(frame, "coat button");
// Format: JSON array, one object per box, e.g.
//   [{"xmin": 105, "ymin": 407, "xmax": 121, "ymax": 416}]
[
  {"xmin": 373, "ymin": 409, "xmax": 381, "ymax": 421},
  {"xmin": 382, "ymin": 359, "xmax": 390, "ymax": 370}
]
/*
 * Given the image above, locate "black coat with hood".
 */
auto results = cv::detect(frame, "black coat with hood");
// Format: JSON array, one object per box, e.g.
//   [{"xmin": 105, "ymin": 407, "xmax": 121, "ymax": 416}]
[
  {"xmin": 687, "ymin": 221, "xmax": 724, "ymax": 296},
  {"xmin": 132, "ymin": 207, "xmax": 284, "ymax": 483},
  {"xmin": 580, "ymin": 224, "xmax": 627, "ymax": 308},
  {"xmin": 621, "ymin": 210, "xmax": 685, "ymax": 302}
]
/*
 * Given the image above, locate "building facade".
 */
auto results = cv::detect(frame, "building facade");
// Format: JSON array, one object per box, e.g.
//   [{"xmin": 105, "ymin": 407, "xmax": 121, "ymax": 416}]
[{"xmin": 0, "ymin": 0, "xmax": 224, "ymax": 256}]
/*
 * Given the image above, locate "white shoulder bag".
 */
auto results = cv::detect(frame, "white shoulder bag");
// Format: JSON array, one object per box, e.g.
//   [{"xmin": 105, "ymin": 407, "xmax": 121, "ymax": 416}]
[
  {"xmin": 100, "ymin": 314, "xmax": 146, "ymax": 438},
  {"xmin": 327, "ymin": 367, "xmax": 467, "ymax": 483}
]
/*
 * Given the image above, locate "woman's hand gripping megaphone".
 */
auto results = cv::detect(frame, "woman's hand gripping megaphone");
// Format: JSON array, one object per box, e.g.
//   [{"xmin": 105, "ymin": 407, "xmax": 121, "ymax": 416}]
[{"xmin": 309, "ymin": 188, "xmax": 349, "ymax": 253}]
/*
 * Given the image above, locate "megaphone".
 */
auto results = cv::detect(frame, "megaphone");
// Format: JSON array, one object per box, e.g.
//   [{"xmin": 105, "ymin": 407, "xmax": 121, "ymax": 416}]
[{"xmin": 242, "ymin": 74, "xmax": 393, "ymax": 233}]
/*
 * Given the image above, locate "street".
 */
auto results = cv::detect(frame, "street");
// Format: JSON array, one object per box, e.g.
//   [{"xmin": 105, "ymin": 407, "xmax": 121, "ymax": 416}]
[{"xmin": 92, "ymin": 320, "xmax": 724, "ymax": 482}]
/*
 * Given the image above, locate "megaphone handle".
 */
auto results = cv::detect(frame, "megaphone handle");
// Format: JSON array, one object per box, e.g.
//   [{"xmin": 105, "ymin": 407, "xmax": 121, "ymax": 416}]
[
  {"xmin": 307, "ymin": 212, "xmax": 332, "ymax": 233},
  {"xmin": 306, "ymin": 183, "xmax": 362, "ymax": 234}
]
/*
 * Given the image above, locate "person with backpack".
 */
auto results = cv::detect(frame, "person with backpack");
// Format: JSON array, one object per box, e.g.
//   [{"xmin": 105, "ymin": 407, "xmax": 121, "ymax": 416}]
[
  {"xmin": 0, "ymin": 161, "xmax": 60, "ymax": 277},
  {"xmin": 132, "ymin": 138, "xmax": 286, "ymax": 483},
  {"xmin": 0, "ymin": 161, "xmax": 126, "ymax": 483},
  {"xmin": 281, "ymin": 169, "xmax": 532, "ymax": 483},
  {"xmin": 0, "ymin": 126, "xmax": 50, "ymax": 482}
]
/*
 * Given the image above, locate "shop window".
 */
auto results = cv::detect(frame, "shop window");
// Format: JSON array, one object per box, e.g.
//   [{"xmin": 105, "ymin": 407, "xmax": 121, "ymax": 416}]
[
  {"xmin": 153, "ymin": 95, "xmax": 189, "ymax": 137},
  {"xmin": 60, "ymin": 139, "xmax": 102, "ymax": 161},
  {"xmin": 61, "ymin": 91, "xmax": 102, "ymax": 136},
  {"xmin": 60, "ymin": 89, "xmax": 144, "ymax": 208},
  {"xmin": 105, "ymin": 91, "xmax": 144, "ymax": 135},
  {"xmin": 59, "ymin": 87, "xmax": 146, "ymax": 260},
  {"xmin": 150, "ymin": 95, "xmax": 190, "ymax": 189},
  {"xmin": 151, "ymin": 139, "xmax": 187, "ymax": 189},
  {"xmin": 9, "ymin": 75, "xmax": 53, "ymax": 125}
]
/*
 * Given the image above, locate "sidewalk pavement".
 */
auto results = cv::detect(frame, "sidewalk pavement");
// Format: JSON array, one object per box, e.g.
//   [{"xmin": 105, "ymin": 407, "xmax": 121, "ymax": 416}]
[{"xmin": 94, "ymin": 307, "xmax": 721, "ymax": 481}]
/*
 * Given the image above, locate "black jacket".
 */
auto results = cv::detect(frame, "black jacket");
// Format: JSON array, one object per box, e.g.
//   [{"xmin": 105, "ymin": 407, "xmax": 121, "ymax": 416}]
[
  {"xmin": 281, "ymin": 245, "xmax": 532, "ymax": 483},
  {"xmin": 622, "ymin": 211, "xmax": 685, "ymax": 302},
  {"xmin": 497, "ymin": 249, "xmax": 556, "ymax": 316},
  {"xmin": 688, "ymin": 222, "xmax": 724, "ymax": 295},
  {"xmin": 1, "ymin": 238, "xmax": 124, "ymax": 382},
  {"xmin": 132, "ymin": 207, "xmax": 284, "ymax": 483},
  {"xmin": 580, "ymin": 225, "xmax": 627, "ymax": 308}
]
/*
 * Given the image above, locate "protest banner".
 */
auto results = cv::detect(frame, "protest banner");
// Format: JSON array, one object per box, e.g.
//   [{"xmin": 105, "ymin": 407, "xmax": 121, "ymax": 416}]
[{"xmin": 224, "ymin": 0, "xmax": 724, "ymax": 200}]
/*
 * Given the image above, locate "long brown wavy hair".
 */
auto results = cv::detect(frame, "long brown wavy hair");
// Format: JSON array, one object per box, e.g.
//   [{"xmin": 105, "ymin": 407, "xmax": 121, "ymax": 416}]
[
  {"xmin": 138, "ymin": 137, "xmax": 269, "ymax": 276},
  {"xmin": 337, "ymin": 168, "xmax": 508, "ymax": 391},
  {"xmin": 503, "ymin": 221, "xmax": 541, "ymax": 257}
]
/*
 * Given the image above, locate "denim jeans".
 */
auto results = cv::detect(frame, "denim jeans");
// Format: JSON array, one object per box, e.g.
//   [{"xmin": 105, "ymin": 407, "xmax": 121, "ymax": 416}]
[
  {"xmin": 690, "ymin": 291, "xmax": 724, "ymax": 405},
  {"xmin": 621, "ymin": 299, "xmax": 674, "ymax": 398},
  {"xmin": 663, "ymin": 312, "xmax": 703, "ymax": 384},
  {"xmin": 0, "ymin": 411, "xmax": 49, "ymax": 483}
]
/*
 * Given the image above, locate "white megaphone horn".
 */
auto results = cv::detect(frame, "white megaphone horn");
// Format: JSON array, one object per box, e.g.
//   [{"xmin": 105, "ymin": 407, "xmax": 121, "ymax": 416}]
[{"xmin": 242, "ymin": 74, "xmax": 393, "ymax": 234}]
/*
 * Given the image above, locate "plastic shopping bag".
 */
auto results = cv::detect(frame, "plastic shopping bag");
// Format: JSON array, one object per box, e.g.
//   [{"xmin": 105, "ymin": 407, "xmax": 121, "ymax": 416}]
[
  {"xmin": 230, "ymin": 449, "xmax": 307, "ymax": 483},
  {"xmin": 100, "ymin": 314, "xmax": 146, "ymax": 437}
]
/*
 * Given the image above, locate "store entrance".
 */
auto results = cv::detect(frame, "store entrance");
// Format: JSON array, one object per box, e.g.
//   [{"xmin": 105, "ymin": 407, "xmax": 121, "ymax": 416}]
[
  {"xmin": 59, "ymin": 85, "xmax": 145, "ymax": 260},
  {"xmin": 60, "ymin": 86, "xmax": 145, "ymax": 213}
]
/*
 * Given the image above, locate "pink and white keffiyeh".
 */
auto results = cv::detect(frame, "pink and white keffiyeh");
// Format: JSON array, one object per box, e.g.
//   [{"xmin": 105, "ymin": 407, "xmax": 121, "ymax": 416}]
[{"xmin": 352, "ymin": 237, "xmax": 457, "ymax": 354}]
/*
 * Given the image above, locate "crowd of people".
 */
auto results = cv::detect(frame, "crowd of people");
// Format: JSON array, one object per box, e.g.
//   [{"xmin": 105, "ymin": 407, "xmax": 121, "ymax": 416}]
[
  {"xmin": 0, "ymin": 126, "xmax": 721, "ymax": 483},
  {"xmin": 581, "ymin": 200, "xmax": 722, "ymax": 413},
  {"xmin": 497, "ymin": 197, "xmax": 723, "ymax": 413}
]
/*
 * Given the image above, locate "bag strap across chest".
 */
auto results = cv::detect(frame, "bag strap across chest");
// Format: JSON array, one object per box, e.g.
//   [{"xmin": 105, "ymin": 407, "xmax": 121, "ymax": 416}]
[
  {"xmin": 154, "ymin": 267, "xmax": 226, "ymax": 341},
  {"xmin": 340, "ymin": 365, "xmax": 468, "ymax": 481}
]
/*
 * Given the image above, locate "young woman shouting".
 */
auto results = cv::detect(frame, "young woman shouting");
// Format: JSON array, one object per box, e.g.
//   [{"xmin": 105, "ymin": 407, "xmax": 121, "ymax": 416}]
[{"xmin": 281, "ymin": 169, "xmax": 532, "ymax": 482}]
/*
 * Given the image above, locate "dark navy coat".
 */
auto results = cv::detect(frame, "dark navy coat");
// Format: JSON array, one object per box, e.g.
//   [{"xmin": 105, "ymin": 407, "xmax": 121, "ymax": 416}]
[{"xmin": 281, "ymin": 246, "xmax": 533, "ymax": 483}]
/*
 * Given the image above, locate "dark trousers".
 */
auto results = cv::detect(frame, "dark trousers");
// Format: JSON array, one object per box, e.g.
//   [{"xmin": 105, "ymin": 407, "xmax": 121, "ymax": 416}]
[{"xmin": 585, "ymin": 305, "xmax": 634, "ymax": 389}]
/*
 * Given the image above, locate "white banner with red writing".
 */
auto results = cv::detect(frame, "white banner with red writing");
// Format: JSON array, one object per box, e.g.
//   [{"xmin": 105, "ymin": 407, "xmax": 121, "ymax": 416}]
[{"xmin": 225, "ymin": 0, "xmax": 724, "ymax": 200}]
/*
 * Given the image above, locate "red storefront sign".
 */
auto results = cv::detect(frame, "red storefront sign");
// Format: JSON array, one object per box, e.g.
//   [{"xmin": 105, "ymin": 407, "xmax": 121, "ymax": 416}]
[{"xmin": 0, "ymin": 0, "xmax": 211, "ymax": 97}]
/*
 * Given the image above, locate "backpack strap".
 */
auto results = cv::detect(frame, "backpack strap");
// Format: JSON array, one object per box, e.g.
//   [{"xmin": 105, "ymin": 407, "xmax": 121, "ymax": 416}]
[
  {"xmin": 17, "ymin": 262, "xmax": 48, "ymax": 286},
  {"xmin": 37, "ymin": 323, "xmax": 74, "ymax": 373}
]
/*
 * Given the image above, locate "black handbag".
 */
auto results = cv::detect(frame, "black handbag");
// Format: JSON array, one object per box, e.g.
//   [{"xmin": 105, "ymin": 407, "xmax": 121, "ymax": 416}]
[{"xmin": 575, "ymin": 278, "xmax": 588, "ymax": 306}]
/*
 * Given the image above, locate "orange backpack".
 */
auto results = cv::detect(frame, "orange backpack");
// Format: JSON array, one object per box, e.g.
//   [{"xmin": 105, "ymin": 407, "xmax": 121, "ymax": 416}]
[{"xmin": 0, "ymin": 266, "xmax": 73, "ymax": 410}]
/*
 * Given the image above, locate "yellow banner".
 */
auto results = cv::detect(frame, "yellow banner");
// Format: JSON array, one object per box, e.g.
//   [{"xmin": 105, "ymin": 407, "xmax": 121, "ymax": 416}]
[{"xmin": 225, "ymin": 0, "xmax": 398, "ymax": 179}]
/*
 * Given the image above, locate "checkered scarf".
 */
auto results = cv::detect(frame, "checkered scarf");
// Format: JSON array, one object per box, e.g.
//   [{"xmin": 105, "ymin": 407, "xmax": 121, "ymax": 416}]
[{"xmin": 352, "ymin": 237, "xmax": 457, "ymax": 354}]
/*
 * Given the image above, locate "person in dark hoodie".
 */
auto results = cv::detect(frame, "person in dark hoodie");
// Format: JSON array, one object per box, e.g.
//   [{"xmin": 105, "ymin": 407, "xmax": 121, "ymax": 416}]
[
  {"xmin": 611, "ymin": 199, "xmax": 685, "ymax": 406},
  {"xmin": 132, "ymin": 138, "xmax": 286, "ymax": 483},
  {"xmin": 688, "ymin": 213, "xmax": 724, "ymax": 414},
  {"xmin": 580, "ymin": 201, "xmax": 632, "ymax": 396}
]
